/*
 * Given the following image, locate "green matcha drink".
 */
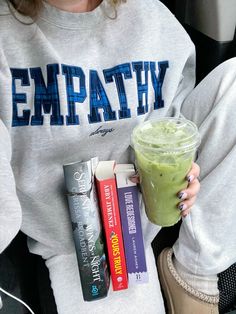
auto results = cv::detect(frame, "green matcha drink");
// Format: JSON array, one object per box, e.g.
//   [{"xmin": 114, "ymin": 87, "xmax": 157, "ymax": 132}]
[{"xmin": 132, "ymin": 118, "xmax": 200, "ymax": 227}]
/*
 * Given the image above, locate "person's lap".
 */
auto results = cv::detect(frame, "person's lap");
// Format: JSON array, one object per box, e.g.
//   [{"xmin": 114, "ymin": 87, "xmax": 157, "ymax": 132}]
[{"xmin": 46, "ymin": 245, "xmax": 166, "ymax": 314}]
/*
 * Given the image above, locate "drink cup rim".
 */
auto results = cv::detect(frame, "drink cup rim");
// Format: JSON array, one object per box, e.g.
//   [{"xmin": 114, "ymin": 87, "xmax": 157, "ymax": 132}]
[{"xmin": 131, "ymin": 117, "xmax": 201, "ymax": 154}]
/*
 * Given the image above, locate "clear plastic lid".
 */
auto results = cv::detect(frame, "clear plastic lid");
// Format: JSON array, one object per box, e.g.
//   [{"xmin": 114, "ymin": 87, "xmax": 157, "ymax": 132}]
[{"xmin": 131, "ymin": 117, "xmax": 201, "ymax": 154}]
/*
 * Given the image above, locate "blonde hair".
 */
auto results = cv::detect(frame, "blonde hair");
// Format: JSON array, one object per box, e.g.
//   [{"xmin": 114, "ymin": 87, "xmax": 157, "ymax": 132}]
[{"xmin": 8, "ymin": 0, "xmax": 126, "ymax": 18}]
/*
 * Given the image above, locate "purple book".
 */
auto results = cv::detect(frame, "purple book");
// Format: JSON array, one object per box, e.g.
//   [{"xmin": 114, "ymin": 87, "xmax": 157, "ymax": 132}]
[{"xmin": 115, "ymin": 164, "xmax": 148, "ymax": 285}]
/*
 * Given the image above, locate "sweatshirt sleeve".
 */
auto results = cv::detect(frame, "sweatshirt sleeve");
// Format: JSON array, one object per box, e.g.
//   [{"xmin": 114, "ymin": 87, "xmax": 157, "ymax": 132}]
[
  {"xmin": 0, "ymin": 119, "xmax": 22, "ymax": 253},
  {"xmin": 172, "ymin": 50, "xmax": 196, "ymax": 117},
  {"xmin": 147, "ymin": 1, "xmax": 196, "ymax": 119},
  {"xmin": 164, "ymin": 42, "xmax": 196, "ymax": 119}
]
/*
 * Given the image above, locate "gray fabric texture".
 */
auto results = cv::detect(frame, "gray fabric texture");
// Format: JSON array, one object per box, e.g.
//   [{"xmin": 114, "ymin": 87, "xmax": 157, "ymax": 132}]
[{"xmin": 3, "ymin": 0, "xmax": 235, "ymax": 313}]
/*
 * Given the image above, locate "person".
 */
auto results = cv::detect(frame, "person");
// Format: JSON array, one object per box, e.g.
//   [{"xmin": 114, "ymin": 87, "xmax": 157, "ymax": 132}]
[{"xmin": 0, "ymin": 0, "xmax": 235, "ymax": 313}]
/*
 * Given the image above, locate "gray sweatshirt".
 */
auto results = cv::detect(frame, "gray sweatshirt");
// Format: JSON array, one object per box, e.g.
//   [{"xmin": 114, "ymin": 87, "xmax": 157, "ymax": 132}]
[{"xmin": 0, "ymin": 0, "xmax": 194, "ymax": 286}]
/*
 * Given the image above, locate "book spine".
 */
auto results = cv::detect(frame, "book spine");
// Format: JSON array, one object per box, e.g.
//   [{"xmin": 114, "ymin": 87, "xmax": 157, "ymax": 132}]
[
  {"xmin": 96, "ymin": 177, "xmax": 128, "ymax": 291},
  {"xmin": 63, "ymin": 158, "xmax": 110, "ymax": 301},
  {"xmin": 116, "ymin": 167, "xmax": 148, "ymax": 285}
]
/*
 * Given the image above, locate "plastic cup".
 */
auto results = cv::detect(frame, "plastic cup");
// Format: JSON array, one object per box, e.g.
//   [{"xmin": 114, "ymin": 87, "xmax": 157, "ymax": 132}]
[{"xmin": 131, "ymin": 117, "xmax": 201, "ymax": 227}]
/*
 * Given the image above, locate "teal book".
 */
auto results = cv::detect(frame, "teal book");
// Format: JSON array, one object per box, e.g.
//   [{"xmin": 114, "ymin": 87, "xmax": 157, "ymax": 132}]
[{"xmin": 63, "ymin": 157, "xmax": 110, "ymax": 301}]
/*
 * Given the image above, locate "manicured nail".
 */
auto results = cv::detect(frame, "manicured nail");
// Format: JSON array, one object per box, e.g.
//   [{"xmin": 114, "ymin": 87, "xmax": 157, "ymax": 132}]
[
  {"xmin": 187, "ymin": 175, "xmax": 194, "ymax": 183},
  {"xmin": 178, "ymin": 203, "xmax": 187, "ymax": 211},
  {"xmin": 178, "ymin": 192, "xmax": 187, "ymax": 200}
]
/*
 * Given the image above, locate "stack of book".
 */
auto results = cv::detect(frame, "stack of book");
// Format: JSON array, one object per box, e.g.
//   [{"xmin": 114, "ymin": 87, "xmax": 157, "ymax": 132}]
[{"xmin": 63, "ymin": 158, "xmax": 148, "ymax": 301}]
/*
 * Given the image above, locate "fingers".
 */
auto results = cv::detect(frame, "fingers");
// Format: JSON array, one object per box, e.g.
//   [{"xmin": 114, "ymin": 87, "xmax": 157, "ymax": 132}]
[
  {"xmin": 178, "ymin": 196, "xmax": 196, "ymax": 218},
  {"xmin": 186, "ymin": 162, "xmax": 200, "ymax": 183},
  {"xmin": 178, "ymin": 162, "xmax": 201, "ymax": 218},
  {"xmin": 129, "ymin": 173, "xmax": 140, "ymax": 184},
  {"xmin": 178, "ymin": 179, "xmax": 200, "ymax": 201},
  {"xmin": 180, "ymin": 208, "xmax": 190, "ymax": 218},
  {"xmin": 178, "ymin": 179, "xmax": 200, "ymax": 218}
]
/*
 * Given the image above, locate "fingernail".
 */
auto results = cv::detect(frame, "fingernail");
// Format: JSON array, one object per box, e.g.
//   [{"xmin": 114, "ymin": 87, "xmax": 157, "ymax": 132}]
[
  {"xmin": 187, "ymin": 175, "xmax": 194, "ymax": 183},
  {"xmin": 178, "ymin": 192, "xmax": 187, "ymax": 200},
  {"xmin": 178, "ymin": 203, "xmax": 187, "ymax": 211}
]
